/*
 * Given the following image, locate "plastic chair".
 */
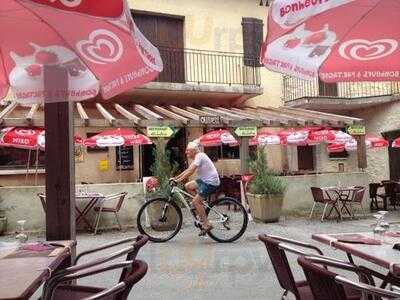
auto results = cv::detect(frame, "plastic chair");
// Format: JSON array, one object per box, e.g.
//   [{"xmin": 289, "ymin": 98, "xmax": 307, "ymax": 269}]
[
  {"xmin": 93, "ymin": 192, "xmax": 128, "ymax": 234},
  {"xmin": 45, "ymin": 259, "xmax": 148, "ymax": 300},
  {"xmin": 258, "ymin": 234, "xmax": 324, "ymax": 300},
  {"xmin": 309, "ymin": 187, "xmax": 340, "ymax": 222}
]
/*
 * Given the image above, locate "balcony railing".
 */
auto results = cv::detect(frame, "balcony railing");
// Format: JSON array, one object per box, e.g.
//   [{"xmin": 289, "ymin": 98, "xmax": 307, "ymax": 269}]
[
  {"xmin": 283, "ymin": 76, "xmax": 400, "ymax": 102},
  {"xmin": 154, "ymin": 46, "xmax": 261, "ymax": 88}
]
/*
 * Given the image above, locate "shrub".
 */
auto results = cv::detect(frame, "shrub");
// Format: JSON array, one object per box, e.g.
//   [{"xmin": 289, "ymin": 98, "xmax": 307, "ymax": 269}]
[{"xmin": 248, "ymin": 146, "xmax": 286, "ymax": 195}]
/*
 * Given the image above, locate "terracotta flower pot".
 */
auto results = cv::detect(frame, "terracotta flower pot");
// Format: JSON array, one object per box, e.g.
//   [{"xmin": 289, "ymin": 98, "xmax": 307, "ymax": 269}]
[{"xmin": 246, "ymin": 193, "xmax": 284, "ymax": 223}]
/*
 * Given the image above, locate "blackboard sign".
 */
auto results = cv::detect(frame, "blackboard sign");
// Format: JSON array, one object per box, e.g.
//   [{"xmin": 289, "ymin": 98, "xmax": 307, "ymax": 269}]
[{"xmin": 116, "ymin": 146, "xmax": 134, "ymax": 170}]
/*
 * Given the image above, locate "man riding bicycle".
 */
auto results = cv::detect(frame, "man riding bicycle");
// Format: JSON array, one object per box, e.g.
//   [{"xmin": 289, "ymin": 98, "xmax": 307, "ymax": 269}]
[{"xmin": 171, "ymin": 141, "xmax": 220, "ymax": 236}]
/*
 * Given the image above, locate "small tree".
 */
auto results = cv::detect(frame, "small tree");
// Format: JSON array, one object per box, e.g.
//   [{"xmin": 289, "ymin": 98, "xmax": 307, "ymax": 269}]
[
  {"xmin": 150, "ymin": 140, "xmax": 178, "ymax": 197},
  {"xmin": 249, "ymin": 146, "xmax": 286, "ymax": 195}
]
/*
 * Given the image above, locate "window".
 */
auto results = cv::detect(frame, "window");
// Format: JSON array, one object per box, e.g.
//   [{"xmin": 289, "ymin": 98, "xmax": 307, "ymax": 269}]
[
  {"xmin": 204, "ymin": 145, "xmax": 239, "ymax": 160},
  {"xmin": 329, "ymin": 150, "xmax": 349, "ymax": 159},
  {"xmin": 86, "ymin": 132, "xmax": 108, "ymax": 152},
  {"xmin": 0, "ymin": 148, "xmax": 44, "ymax": 170},
  {"xmin": 242, "ymin": 17, "xmax": 263, "ymax": 67},
  {"xmin": 297, "ymin": 145, "xmax": 315, "ymax": 171},
  {"xmin": 116, "ymin": 146, "xmax": 134, "ymax": 170},
  {"xmin": 318, "ymin": 78, "xmax": 338, "ymax": 96}
]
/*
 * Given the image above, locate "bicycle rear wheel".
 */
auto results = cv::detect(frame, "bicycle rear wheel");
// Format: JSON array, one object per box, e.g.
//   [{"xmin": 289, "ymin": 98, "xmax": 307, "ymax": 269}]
[
  {"xmin": 137, "ymin": 198, "xmax": 182, "ymax": 242},
  {"xmin": 206, "ymin": 197, "xmax": 248, "ymax": 243}
]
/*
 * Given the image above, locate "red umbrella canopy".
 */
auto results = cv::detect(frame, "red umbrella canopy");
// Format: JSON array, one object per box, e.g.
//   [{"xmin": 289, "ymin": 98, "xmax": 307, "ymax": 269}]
[
  {"xmin": 197, "ymin": 129, "xmax": 237, "ymax": 147},
  {"xmin": 261, "ymin": 0, "xmax": 400, "ymax": 82},
  {"xmin": 278, "ymin": 128, "xmax": 309, "ymax": 145},
  {"xmin": 83, "ymin": 128, "xmax": 152, "ymax": 147},
  {"xmin": 37, "ymin": 131, "xmax": 83, "ymax": 149},
  {"xmin": 0, "ymin": 126, "xmax": 44, "ymax": 149},
  {"xmin": 249, "ymin": 130, "xmax": 282, "ymax": 146},
  {"xmin": 393, "ymin": 137, "xmax": 400, "ymax": 148},
  {"xmin": 0, "ymin": 0, "xmax": 163, "ymax": 103},
  {"xmin": 308, "ymin": 129, "xmax": 336, "ymax": 144},
  {"xmin": 327, "ymin": 136, "xmax": 389, "ymax": 152}
]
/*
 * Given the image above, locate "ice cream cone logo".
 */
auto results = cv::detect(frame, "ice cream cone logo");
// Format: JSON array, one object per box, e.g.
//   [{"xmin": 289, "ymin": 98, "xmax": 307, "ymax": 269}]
[
  {"xmin": 76, "ymin": 29, "xmax": 123, "ymax": 65},
  {"xmin": 339, "ymin": 39, "xmax": 398, "ymax": 61},
  {"xmin": 53, "ymin": 0, "xmax": 82, "ymax": 7}
]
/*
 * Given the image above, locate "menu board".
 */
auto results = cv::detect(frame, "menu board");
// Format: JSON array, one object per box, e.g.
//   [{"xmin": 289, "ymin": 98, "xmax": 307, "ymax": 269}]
[{"xmin": 116, "ymin": 146, "xmax": 133, "ymax": 170}]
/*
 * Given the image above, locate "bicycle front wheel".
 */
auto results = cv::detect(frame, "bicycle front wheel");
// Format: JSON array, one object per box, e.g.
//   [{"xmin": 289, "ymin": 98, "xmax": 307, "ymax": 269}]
[
  {"xmin": 206, "ymin": 197, "xmax": 248, "ymax": 243},
  {"xmin": 137, "ymin": 198, "xmax": 182, "ymax": 242}
]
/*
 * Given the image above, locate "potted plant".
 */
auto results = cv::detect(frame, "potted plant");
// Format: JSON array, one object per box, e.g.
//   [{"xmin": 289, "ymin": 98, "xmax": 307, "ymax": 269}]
[
  {"xmin": 246, "ymin": 146, "xmax": 286, "ymax": 222},
  {"xmin": 148, "ymin": 140, "xmax": 179, "ymax": 231}
]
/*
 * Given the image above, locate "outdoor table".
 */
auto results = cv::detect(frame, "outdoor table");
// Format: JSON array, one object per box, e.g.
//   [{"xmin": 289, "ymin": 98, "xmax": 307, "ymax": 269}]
[
  {"xmin": 322, "ymin": 186, "xmax": 360, "ymax": 218},
  {"xmin": 312, "ymin": 232, "xmax": 400, "ymax": 279},
  {"xmin": 75, "ymin": 192, "xmax": 105, "ymax": 231},
  {"xmin": 0, "ymin": 240, "xmax": 76, "ymax": 300}
]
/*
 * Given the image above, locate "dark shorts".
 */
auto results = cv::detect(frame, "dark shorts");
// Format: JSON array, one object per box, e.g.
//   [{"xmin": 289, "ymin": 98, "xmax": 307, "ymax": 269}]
[{"xmin": 196, "ymin": 179, "xmax": 219, "ymax": 199}]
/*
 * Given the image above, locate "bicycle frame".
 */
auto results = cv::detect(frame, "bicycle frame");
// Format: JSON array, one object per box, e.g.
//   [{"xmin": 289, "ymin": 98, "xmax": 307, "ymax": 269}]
[{"xmin": 168, "ymin": 185, "xmax": 228, "ymax": 225}]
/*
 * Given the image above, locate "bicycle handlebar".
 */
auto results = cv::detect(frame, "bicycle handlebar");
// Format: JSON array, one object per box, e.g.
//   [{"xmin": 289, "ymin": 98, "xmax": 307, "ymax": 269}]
[{"xmin": 169, "ymin": 179, "xmax": 178, "ymax": 186}]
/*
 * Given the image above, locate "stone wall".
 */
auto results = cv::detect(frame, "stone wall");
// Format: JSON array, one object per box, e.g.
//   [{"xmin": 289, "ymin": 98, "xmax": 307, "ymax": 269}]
[{"xmin": 0, "ymin": 183, "xmax": 144, "ymax": 234}]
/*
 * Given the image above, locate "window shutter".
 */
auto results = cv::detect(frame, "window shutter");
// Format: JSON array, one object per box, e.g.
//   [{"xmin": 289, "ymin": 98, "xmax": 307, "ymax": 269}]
[{"xmin": 242, "ymin": 18, "xmax": 263, "ymax": 67}]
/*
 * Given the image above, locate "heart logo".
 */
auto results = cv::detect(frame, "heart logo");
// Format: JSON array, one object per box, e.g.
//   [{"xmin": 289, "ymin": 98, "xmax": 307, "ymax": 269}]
[
  {"xmin": 339, "ymin": 39, "xmax": 398, "ymax": 61},
  {"xmin": 76, "ymin": 29, "xmax": 123, "ymax": 65}
]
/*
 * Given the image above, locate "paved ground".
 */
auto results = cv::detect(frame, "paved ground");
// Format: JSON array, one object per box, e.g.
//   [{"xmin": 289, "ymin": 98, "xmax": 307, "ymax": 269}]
[{"xmin": 3, "ymin": 211, "xmax": 400, "ymax": 299}]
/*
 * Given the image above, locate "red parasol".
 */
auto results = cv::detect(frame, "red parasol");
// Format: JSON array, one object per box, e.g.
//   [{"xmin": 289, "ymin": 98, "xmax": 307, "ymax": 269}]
[
  {"xmin": 197, "ymin": 129, "xmax": 238, "ymax": 147},
  {"xmin": 83, "ymin": 128, "xmax": 152, "ymax": 147},
  {"xmin": 249, "ymin": 130, "xmax": 282, "ymax": 146}
]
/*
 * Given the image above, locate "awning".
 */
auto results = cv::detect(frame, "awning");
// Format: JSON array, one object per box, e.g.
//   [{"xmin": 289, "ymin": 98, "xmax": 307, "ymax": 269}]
[{"xmin": 0, "ymin": 101, "xmax": 363, "ymax": 128}]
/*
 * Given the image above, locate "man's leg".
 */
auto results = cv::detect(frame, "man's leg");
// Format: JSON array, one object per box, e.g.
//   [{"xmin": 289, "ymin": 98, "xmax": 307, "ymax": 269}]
[
  {"xmin": 193, "ymin": 194, "xmax": 211, "ymax": 229},
  {"xmin": 185, "ymin": 181, "xmax": 197, "ymax": 196}
]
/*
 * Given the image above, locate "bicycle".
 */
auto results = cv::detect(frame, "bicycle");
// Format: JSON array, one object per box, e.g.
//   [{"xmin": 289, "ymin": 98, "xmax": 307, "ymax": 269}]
[{"xmin": 136, "ymin": 179, "xmax": 248, "ymax": 243}]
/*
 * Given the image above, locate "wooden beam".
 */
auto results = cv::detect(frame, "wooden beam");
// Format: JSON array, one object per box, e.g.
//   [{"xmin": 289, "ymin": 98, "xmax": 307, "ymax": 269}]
[
  {"xmin": 0, "ymin": 101, "xmax": 18, "ymax": 123},
  {"xmin": 76, "ymin": 103, "xmax": 89, "ymax": 126},
  {"xmin": 230, "ymin": 108, "xmax": 285, "ymax": 126},
  {"xmin": 44, "ymin": 65, "xmax": 75, "ymax": 242},
  {"xmin": 257, "ymin": 106, "xmax": 316, "ymax": 125},
  {"xmin": 96, "ymin": 103, "xmax": 116, "ymax": 126},
  {"xmin": 26, "ymin": 104, "xmax": 40, "ymax": 124},
  {"xmin": 152, "ymin": 105, "xmax": 189, "ymax": 124},
  {"xmin": 114, "ymin": 104, "xmax": 141, "ymax": 124},
  {"xmin": 134, "ymin": 104, "xmax": 163, "ymax": 120},
  {"xmin": 201, "ymin": 107, "xmax": 242, "ymax": 120},
  {"xmin": 284, "ymin": 107, "xmax": 363, "ymax": 125},
  {"xmin": 240, "ymin": 137, "xmax": 250, "ymax": 174},
  {"xmin": 246, "ymin": 107, "xmax": 304, "ymax": 126},
  {"xmin": 169, "ymin": 105, "xmax": 200, "ymax": 120},
  {"xmin": 355, "ymin": 135, "xmax": 367, "ymax": 169}
]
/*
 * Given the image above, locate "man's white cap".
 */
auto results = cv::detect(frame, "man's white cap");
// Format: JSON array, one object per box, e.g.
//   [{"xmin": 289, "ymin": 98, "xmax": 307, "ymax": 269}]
[{"xmin": 187, "ymin": 140, "xmax": 200, "ymax": 151}]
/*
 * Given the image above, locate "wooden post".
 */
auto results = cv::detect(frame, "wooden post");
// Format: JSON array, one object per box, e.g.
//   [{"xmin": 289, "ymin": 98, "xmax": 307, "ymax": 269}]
[
  {"xmin": 355, "ymin": 135, "xmax": 367, "ymax": 170},
  {"xmin": 240, "ymin": 137, "xmax": 250, "ymax": 174},
  {"xmin": 44, "ymin": 65, "xmax": 76, "ymax": 241}
]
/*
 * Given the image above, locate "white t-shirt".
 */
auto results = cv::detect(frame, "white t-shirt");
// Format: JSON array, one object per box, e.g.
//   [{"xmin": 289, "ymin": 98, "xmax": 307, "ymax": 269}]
[{"xmin": 192, "ymin": 152, "xmax": 220, "ymax": 186}]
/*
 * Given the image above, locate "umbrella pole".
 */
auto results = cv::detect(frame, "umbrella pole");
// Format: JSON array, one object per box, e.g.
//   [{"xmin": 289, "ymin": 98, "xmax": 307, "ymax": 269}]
[
  {"xmin": 119, "ymin": 146, "xmax": 122, "ymax": 183},
  {"xmin": 34, "ymin": 148, "xmax": 39, "ymax": 186},
  {"xmin": 25, "ymin": 149, "xmax": 32, "ymax": 184}
]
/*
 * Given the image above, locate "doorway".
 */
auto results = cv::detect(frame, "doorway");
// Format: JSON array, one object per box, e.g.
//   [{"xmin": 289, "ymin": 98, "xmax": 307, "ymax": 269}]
[
  {"xmin": 132, "ymin": 11, "xmax": 185, "ymax": 83},
  {"xmin": 383, "ymin": 130, "xmax": 400, "ymax": 181}
]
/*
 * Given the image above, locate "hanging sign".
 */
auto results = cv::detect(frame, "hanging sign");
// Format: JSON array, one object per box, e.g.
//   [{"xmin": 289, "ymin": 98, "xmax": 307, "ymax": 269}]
[
  {"xmin": 235, "ymin": 127, "xmax": 257, "ymax": 137},
  {"xmin": 347, "ymin": 125, "xmax": 366, "ymax": 136},
  {"xmin": 99, "ymin": 159, "xmax": 109, "ymax": 171},
  {"xmin": 199, "ymin": 115, "xmax": 221, "ymax": 125},
  {"xmin": 116, "ymin": 146, "xmax": 134, "ymax": 170},
  {"xmin": 147, "ymin": 126, "xmax": 174, "ymax": 138}
]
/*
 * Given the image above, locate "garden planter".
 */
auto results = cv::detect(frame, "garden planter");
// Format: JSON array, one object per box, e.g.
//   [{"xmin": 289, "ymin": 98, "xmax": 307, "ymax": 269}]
[{"xmin": 246, "ymin": 193, "xmax": 284, "ymax": 223}]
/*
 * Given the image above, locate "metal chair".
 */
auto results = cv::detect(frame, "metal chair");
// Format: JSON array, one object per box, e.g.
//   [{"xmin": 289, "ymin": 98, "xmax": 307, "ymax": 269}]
[
  {"xmin": 42, "ymin": 235, "xmax": 148, "ymax": 300},
  {"xmin": 336, "ymin": 276, "xmax": 400, "ymax": 300},
  {"xmin": 341, "ymin": 187, "xmax": 366, "ymax": 219},
  {"xmin": 369, "ymin": 183, "xmax": 382, "ymax": 210},
  {"xmin": 37, "ymin": 192, "xmax": 46, "ymax": 212},
  {"xmin": 93, "ymin": 192, "xmax": 127, "ymax": 234},
  {"xmin": 45, "ymin": 259, "xmax": 148, "ymax": 300},
  {"xmin": 258, "ymin": 234, "xmax": 324, "ymax": 299},
  {"xmin": 309, "ymin": 187, "xmax": 341, "ymax": 222},
  {"xmin": 298, "ymin": 255, "xmax": 400, "ymax": 300}
]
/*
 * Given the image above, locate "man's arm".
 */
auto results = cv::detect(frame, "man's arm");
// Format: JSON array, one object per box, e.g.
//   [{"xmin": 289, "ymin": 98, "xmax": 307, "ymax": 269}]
[{"xmin": 173, "ymin": 164, "xmax": 198, "ymax": 183}]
